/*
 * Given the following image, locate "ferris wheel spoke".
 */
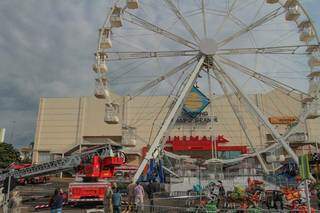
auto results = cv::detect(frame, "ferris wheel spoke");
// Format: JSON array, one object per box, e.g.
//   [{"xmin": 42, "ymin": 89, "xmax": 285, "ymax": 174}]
[
  {"xmin": 201, "ymin": 0, "xmax": 207, "ymax": 37},
  {"xmin": 217, "ymin": 44, "xmax": 316, "ymax": 55},
  {"xmin": 106, "ymin": 50, "xmax": 199, "ymax": 61},
  {"xmin": 123, "ymin": 11, "xmax": 198, "ymax": 49},
  {"xmin": 229, "ymin": 13, "xmax": 248, "ymax": 29},
  {"xmin": 164, "ymin": 0, "xmax": 200, "ymax": 43},
  {"xmin": 217, "ymin": 7, "xmax": 285, "ymax": 47},
  {"xmin": 209, "ymin": 66, "xmax": 269, "ymax": 174},
  {"xmin": 216, "ymin": 56, "xmax": 312, "ymax": 102},
  {"xmin": 206, "ymin": 8, "xmax": 228, "ymax": 16},
  {"xmin": 214, "ymin": 0, "xmax": 237, "ymax": 38},
  {"xmin": 128, "ymin": 56, "xmax": 198, "ymax": 99},
  {"xmin": 212, "ymin": 58, "xmax": 299, "ymax": 165}
]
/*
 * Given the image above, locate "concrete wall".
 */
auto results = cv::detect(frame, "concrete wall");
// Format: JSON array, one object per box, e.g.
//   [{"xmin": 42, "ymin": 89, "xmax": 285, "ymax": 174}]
[
  {"xmin": 32, "ymin": 89, "xmax": 320, "ymax": 163},
  {"xmin": 32, "ymin": 95, "xmax": 123, "ymax": 163}
]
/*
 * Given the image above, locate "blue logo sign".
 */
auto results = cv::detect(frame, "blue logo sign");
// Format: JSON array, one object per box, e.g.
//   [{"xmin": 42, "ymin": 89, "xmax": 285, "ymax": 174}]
[{"xmin": 183, "ymin": 86, "xmax": 210, "ymax": 118}]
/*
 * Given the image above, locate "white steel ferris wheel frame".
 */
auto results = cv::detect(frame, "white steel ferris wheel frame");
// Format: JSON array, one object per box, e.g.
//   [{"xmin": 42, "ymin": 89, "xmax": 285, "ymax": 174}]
[{"xmin": 93, "ymin": 0, "xmax": 320, "ymax": 182}]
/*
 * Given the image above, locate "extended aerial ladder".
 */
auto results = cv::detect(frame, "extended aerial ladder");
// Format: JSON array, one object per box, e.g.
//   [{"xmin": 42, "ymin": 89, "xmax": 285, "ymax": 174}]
[
  {"xmin": 0, "ymin": 143, "xmax": 121, "ymax": 213},
  {"xmin": 0, "ymin": 144, "xmax": 115, "ymax": 183}
]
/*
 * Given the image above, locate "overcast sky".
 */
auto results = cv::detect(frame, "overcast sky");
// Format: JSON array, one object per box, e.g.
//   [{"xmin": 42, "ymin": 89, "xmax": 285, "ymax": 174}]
[{"xmin": 0, "ymin": 0, "xmax": 319, "ymax": 148}]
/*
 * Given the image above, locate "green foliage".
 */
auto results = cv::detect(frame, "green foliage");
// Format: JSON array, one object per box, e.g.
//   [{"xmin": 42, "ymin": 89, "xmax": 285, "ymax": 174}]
[
  {"xmin": 205, "ymin": 201, "xmax": 217, "ymax": 213},
  {"xmin": 0, "ymin": 143, "xmax": 21, "ymax": 168},
  {"xmin": 248, "ymin": 207, "xmax": 263, "ymax": 213},
  {"xmin": 314, "ymin": 182, "xmax": 320, "ymax": 191},
  {"xmin": 20, "ymin": 157, "xmax": 32, "ymax": 164}
]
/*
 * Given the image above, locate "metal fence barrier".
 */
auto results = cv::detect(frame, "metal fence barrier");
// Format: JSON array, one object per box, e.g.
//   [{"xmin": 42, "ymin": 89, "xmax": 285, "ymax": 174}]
[{"xmin": 138, "ymin": 205, "xmax": 320, "ymax": 213}]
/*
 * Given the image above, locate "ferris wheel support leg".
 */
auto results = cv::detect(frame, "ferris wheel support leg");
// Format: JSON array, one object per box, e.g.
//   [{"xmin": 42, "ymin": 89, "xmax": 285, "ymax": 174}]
[
  {"xmin": 132, "ymin": 56, "xmax": 205, "ymax": 183},
  {"xmin": 211, "ymin": 67, "xmax": 270, "ymax": 174},
  {"xmin": 212, "ymin": 58, "xmax": 299, "ymax": 165}
]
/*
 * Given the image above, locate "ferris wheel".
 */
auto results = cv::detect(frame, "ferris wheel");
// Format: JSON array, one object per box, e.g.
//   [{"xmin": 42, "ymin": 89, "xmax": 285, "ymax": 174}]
[{"xmin": 91, "ymin": 0, "xmax": 320, "ymax": 181}]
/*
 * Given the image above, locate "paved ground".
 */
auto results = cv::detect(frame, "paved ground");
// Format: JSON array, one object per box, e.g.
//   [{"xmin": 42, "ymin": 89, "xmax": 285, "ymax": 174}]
[
  {"xmin": 11, "ymin": 177, "xmax": 320, "ymax": 212},
  {"xmin": 16, "ymin": 177, "xmax": 142, "ymax": 212},
  {"xmin": 16, "ymin": 177, "xmax": 102, "ymax": 212}
]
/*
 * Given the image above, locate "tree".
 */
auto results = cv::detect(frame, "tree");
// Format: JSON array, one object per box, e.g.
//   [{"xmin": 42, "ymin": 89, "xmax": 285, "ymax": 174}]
[{"xmin": 0, "ymin": 143, "xmax": 21, "ymax": 168}]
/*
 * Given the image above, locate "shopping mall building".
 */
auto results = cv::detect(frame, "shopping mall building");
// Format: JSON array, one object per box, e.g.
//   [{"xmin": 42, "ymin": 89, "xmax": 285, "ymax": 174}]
[{"xmin": 32, "ymin": 89, "xmax": 320, "ymax": 165}]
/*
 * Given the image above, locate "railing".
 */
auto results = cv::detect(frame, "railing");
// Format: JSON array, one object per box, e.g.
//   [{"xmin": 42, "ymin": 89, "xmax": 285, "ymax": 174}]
[
  {"xmin": 137, "ymin": 205, "xmax": 320, "ymax": 213},
  {"xmin": 263, "ymin": 174, "xmax": 297, "ymax": 187}
]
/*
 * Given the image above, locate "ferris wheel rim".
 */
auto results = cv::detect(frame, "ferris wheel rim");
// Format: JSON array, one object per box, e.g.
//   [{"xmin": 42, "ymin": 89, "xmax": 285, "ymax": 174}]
[
  {"xmin": 92, "ymin": 0, "xmax": 320, "ymax": 172},
  {"xmin": 105, "ymin": 0, "xmax": 320, "ymax": 44},
  {"xmin": 295, "ymin": 0, "xmax": 320, "ymax": 44}
]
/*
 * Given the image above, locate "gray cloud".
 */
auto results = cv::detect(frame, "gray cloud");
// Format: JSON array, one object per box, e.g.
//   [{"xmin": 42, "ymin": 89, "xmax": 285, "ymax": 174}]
[
  {"xmin": 0, "ymin": 0, "xmax": 108, "ymax": 147},
  {"xmin": 0, "ymin": 0, "xmax": 319, "ymax": 148}
]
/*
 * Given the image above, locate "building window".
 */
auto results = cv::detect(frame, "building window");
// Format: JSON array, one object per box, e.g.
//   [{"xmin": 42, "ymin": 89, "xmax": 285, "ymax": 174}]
[
  {"xmin": 217, "ymin": 151, "xmax": 241, "ymax": 159},
  {"xmin": 266, "ymin": 133, "xmax": 274, "ymax": 142},
  {"xmin": 38, "ymin": 151, "xmax": 51, "ymax": 163}
]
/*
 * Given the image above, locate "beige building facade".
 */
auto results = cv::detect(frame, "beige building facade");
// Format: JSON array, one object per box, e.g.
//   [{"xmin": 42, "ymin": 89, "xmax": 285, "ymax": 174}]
[{"xmin": 32, "ymin": 89, "xmax": 320, "ymax": 164}]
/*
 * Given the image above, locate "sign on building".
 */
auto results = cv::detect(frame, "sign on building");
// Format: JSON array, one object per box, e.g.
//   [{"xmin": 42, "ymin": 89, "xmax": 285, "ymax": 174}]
[
  {"xmin": 183, "ymin": 86, "xmax": 210, "ymax": 118},
  {"xmin": 0, "ymin": 128, "xmax": 5, "ymax": 143},
  {"xmin": 176, "ymin": 111, "xmax": 217, "ymax": 124},
  {"xmin": 268, "ymin": 116, "xmax": 297, "ymax": 125}
]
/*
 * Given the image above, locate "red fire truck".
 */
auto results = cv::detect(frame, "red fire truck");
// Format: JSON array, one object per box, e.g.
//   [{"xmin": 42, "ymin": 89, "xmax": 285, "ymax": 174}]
[{"xmin": 68, "ymin": 153, "xmax": 127, "ymax": 202}]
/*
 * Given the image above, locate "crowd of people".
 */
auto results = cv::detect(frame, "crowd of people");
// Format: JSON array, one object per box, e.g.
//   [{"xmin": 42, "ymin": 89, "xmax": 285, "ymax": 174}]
[
  {"xmin": 3, "ymin": 179, "xmax": 155, "ymax": 213},
  {"xmin": 104, "ymin": 181, "xmax": 155, "ymax": 213}
]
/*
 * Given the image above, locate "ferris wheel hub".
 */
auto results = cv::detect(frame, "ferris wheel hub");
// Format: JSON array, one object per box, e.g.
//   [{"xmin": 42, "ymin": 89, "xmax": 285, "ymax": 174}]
[{"xmin": 199, "ymin": 38, "xmax": 218, "ymax": 55}]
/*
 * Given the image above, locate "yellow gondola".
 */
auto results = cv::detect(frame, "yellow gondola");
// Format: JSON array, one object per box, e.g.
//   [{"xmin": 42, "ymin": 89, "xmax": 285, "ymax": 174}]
[
  {"xmin": 127, "ymin": 0, "xmax": 139, "ymax": 9},
  {"xmin": 100, "ymin": 28, "xmax": 112, "ymax": 49},
  {"xmin": 110, "ymin": 7, "xmax": 123, "ymax": 28}
]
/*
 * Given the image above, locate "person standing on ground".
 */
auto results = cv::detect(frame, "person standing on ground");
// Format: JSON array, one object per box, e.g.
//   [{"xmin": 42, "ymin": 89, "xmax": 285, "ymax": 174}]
[
  {"xmin": 317, "ymin": 189, "xmax": 320, "ymax": 209},
  {"xmin": 112, "ymin": 187, "xmax": 122, "ymax": 213},
  {"xmin": 8, "ymin": 190, "xmax": 22, "ymax": 213},
  {"xmin": 127, "ymin": 181, "xmax": 136, "ymax": 211},
  {"xmin": 104, "ymin": 183, "xmax": 116, "ymax": 213},
  {"xmin": 49, "ymin": 188, "xmax": 64, "ymax": 213},
  {"xmin": 217, "ymin": 181, "xmax": 225, "ymax": 209},
  {"xmin": 134, "ymin": 182, "xmax": 145, "ymax": 212},
  {"xmin": 146, "ymin": 182, "xmax": 152, "ymax": 213},
  {"xmin": 273, "ymin": 190, "xmax": 284, "ymax": 210},
  {"xmin": 147, "ymin": 180, "xmax": 157, "ymax": 213}
]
